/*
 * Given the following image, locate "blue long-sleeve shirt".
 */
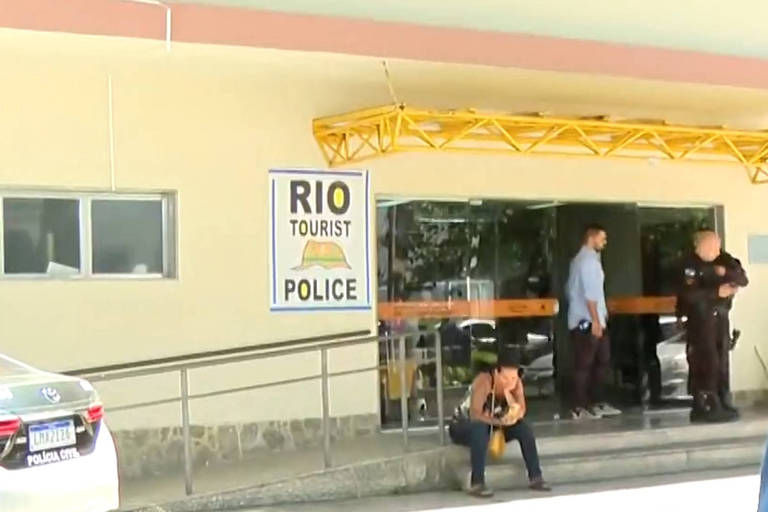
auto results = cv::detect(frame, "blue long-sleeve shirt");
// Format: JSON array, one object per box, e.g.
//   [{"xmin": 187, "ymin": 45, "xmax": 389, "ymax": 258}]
[{"xmin": 566, "ymin": 246, "xmax": 607, "ymax": 329}]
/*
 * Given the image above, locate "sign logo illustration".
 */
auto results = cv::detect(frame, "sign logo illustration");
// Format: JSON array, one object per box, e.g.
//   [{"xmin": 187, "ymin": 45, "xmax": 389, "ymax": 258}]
[
  {"xmin": 293, "ymin": 240, "xmax": 351, "ymax": 270},
  {"xmin": 269, "ymin": 169, "xmax": 371, "ymax": 311}
]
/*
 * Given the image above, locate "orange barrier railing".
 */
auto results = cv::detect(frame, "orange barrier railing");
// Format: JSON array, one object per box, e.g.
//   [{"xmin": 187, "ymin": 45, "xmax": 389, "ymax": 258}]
[
  {"xmin": 607, "ymin": 296, "xmax": 677, "ymax": 315},
  {"xmin": 378, "ymin": 298, "xmax": 558, "ymax": 320},
  {"xmin": 378, "ymin": 296, "xmax": 677, "ymax": 320}
]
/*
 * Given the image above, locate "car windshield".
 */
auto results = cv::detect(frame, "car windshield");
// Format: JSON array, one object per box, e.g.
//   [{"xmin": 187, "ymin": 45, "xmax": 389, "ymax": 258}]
[
  {"xmin": 0, "ymin": 354, "xmax": 34, "ymax": 377},
  {"xmin": 467, "ymin": 323, "xmax": 495, "ymax": 339}
]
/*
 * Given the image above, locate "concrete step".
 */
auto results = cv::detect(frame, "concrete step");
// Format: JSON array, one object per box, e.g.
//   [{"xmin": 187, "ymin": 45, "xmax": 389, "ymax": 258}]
[
  {"xmin": 130, "ymin": 436, "xmax": 765, "ymax": 511},
  {"xmin": 531, "ymin": 411, "xmax": 768, "ymax": 458},
  {"xmin": 450, "ymin": 436, "xmax": 765, "ymax": 491}
]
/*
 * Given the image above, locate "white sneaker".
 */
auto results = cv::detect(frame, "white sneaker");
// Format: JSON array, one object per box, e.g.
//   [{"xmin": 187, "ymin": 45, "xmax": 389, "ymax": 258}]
[
  {"xmin": 570, "ymin": 407, "xmax": 600, "ymax": 420},
  {"xmin": 592, "ymin": 402, "xmax": 622, "ymax": 417}
]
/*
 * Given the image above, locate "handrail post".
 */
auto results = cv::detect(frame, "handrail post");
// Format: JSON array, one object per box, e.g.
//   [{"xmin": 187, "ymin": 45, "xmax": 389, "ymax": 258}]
[
  {"xmin": 321, "ymin": 348, "xmax": 332, "ymax": 469},
  {"xmin": 180, "ymin": 368, "xmax": 194, "ymax": 496},
  {"xmin": 399, "ymin": 335, "xmax": 408, "ymax": 451},
  {"xmin": 435, "ymin": 331, "xmax": 445, "ymax": 445}
]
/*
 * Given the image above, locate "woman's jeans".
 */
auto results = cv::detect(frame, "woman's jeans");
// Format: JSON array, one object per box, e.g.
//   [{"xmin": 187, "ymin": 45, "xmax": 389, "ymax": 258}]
[{"xmin": 449, "ymin": 419, "xmax": 542, "ymax": 486}]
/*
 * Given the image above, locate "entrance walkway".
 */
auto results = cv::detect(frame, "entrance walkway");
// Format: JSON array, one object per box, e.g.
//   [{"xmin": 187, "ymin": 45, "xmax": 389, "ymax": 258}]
[{"xmin": 120, "ymin": 432, "xmax": 440, "ymax": 509}]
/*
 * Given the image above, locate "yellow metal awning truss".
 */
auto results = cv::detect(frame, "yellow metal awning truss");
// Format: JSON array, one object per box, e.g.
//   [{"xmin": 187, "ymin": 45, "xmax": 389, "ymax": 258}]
[{"xmin": 313, "ymin": 105, "xmax": 768, "ymax": 184}]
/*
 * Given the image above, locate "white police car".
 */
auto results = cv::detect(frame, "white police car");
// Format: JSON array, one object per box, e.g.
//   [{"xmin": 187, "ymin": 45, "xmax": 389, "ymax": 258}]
[{"xmin": 0, "ymin": 353, "xmax": 119, "ymax": 512}]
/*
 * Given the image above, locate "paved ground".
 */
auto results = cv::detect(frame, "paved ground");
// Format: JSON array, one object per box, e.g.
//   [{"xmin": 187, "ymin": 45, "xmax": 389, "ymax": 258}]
[
  {"xmin": 239, "ymin": 466, "xmax": 760, "ymax": 512},
  {"xmin": 120, "ymin": 431, "xmax": 441, "ymax": 508}
]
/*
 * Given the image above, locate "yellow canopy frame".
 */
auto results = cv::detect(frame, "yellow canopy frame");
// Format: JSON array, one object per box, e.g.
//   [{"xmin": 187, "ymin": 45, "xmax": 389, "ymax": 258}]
[{"xmin": 313, "ymin": 104, "xmax": 768, "ymax": 184}]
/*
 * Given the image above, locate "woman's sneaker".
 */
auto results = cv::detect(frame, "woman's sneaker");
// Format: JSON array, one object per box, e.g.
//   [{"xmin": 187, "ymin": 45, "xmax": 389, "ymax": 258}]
[
  {"xmin": 592, "ymin": 402, "xmax": 622, "ymax": 417},
  {"xmin": 570, "ymin": 407, "xmax": 599, "ymax": 420},
  {"xmin": 466, "ymin": 484, "xmax": 495, "ymax": 498},
  {"xmin": 529, "ymin": 477, "xmax": 552, "ymax": 492}
]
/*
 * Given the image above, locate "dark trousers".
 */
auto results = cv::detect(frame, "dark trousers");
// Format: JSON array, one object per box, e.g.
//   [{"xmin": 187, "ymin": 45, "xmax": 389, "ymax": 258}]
[
  {"xmin": 716, "ymin": 314, "xmax": 731, "ymax": 395},
  {"xmin": 641, "ymin": 315, "xmax": 663, "ymax": 403},
  {"xmin": 687, "ymin": 312, "xmax": 730, "ymax": 395},
  {"xmin": 449, "ymin": 420, "xmax": 542, "ymax": 485},
  {"xmin": 570, "ymin": 329, "xmax": 611, "ymax": 409}
]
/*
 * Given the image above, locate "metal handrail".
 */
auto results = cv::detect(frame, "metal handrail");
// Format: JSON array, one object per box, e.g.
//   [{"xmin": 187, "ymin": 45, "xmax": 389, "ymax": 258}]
[
  {"xmin": 73, "ymin": 328, "xmax": 445, "ymax": 497},
  {"xmin": 67, "ymin": 329, "xmax": 371, "ymax": 377},
  {"xmin": 79, "ymin": 333, "xmax": 380, "ymax": 382}
]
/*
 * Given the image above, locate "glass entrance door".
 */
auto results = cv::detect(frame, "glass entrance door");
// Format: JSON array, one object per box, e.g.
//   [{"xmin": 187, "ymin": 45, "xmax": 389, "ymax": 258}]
[
  {"xmin": 376, "ymin": 199, "xmax": 558, "ymax": 428},
  {"xmin": 637, "ymin": 206, "xmax": 718, "ymax": 407},
  {"xmin": 553, "ymin": 202, "xmax": 643, "ymax": 407},
  {"xmin": 553, "ymin": 203, "xmax": 718, "ymax": 410},
  {"xmin": 376, "ymin": 197, "xmax": 720, "ymax": 428}
]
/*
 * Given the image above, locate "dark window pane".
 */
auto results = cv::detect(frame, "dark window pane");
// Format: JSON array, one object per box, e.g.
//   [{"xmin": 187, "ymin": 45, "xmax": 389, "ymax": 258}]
[
  {"xmin": 467, "ymin": 322, "xmax": 495, "ymax": 339},
  {"xmin": 3, "ymin": 198, "xmax": 80, "ymax": 274},
  {"xmin": 92, "ymin": 200, "xmax": 163, "ymax": 274}
]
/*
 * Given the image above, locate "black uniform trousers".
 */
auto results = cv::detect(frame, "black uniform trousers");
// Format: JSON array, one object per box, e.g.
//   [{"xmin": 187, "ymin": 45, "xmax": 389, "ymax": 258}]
[
  {"xmin": 686, "ymin": 310, "xmax": 730, "ymax": 396},
  {"xmin": 716, "ymin": 312, "xmax": 731, "ymax": 395}
]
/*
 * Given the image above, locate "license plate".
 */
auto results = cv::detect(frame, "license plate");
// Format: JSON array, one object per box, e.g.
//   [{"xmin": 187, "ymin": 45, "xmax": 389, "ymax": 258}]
[{"xmin": 28, "ymin": 419, "xmax": 76, "ymax": 452}]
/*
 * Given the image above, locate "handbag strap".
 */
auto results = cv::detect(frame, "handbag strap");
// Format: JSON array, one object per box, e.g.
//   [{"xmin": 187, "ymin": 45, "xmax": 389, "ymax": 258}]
[{"xmin": 489, "ymin": 371, "xmax": 496, "ymax": 434}]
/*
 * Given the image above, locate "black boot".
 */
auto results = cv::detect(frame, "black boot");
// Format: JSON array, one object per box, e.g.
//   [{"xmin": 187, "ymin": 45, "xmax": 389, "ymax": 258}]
[
  {"xmin": 703, "ymin": 392, "xmax": 736, "ymax": 423},
  {"xmin": 691, "ymin": 392, "xmax": 734, "ymax": 423},
  {"xmin": 690, "ymin": 392, "xmax": 709, "ymax": 423},
  {"xmin": 719, "ymin": 390, "xmax": 740, "ymax": 417}
]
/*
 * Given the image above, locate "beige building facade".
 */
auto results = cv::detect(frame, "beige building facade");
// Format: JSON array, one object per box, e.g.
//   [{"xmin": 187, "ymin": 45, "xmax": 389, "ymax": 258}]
[{"xmin": 2, "ymin": 2, "xmax": 768, "ymax": 478}]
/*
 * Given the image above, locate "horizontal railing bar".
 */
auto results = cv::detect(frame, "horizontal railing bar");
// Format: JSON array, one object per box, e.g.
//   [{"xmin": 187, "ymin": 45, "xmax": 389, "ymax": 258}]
[
  {"xmin": 107, "ymin": 397, "xmax": 181, "ymax": 413},
  {"xmin": 78, "ymin": 330, "xmax": 440, "ymax": 383},
  {"xmin": 65, "ymin": 329, "xmax": 372, "ymax": 376},
  {"xmin": 328, "ymin": 365, "xmax": 381, "ymax": 378},
  {"xmin": 180, "ymin": 374, "xmax": 321, "ymax": 402},
  {"xmin": 80, "ymin": 335, "xmax": 381, "ymax": 382},
  {"xmin": 103, "ymin": 365, "xmax": 383, "ymax": 412}
]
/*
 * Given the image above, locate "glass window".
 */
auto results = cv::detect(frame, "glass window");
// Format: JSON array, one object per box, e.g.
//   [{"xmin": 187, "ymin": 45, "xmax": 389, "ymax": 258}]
[
  {"xmin": 3, "ymin": 198, "xmax": 80, "ymax": 274},
  {"xmin": 92, "ymin": 200, "xmax": 164, "ymax": 275},
  {"xmin": 0, "ymin": 193, "xmax": 174, "ymax": 279},
  {"xmin": 639, "ymin": 207, "xmax": 716, "ymax": 295}
]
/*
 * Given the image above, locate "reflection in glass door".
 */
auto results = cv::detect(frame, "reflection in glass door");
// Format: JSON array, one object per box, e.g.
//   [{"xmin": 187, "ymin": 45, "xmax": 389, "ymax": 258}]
[
  {"xmin": 376, "ymin": 199, "xmax": 557, "ymax": 428},
  {"xmin": 638, "ymin": 206, "xmax": 717, "ymax": 407}
]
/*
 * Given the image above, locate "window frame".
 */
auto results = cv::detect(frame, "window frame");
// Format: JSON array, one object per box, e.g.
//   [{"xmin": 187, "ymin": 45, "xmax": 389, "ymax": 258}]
[{"xmin": 0, "ymin": 191, "xmax": 176, "ymax": 280}]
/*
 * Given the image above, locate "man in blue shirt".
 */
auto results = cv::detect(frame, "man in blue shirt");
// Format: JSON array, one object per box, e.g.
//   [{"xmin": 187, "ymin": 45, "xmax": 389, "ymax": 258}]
[{"xmin": 565, "ymin": 223, "xmax": 622, "ymax": 420}]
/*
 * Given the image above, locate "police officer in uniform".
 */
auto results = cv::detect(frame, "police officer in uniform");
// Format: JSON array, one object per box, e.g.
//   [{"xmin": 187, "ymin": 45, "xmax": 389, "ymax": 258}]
[
  {"xmin": 711, "ymin": 246, "xmax": 747, "ymax": 414},
  {"xmin": 677, "ymin": 230, "xmax": 748, "ymax": 423}
]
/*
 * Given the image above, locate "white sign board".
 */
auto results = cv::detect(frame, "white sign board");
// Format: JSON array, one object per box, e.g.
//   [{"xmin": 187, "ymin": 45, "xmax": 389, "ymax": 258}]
[{"xmin": 269, "ymin": 169, "xmax": 371, "ymax": 311}]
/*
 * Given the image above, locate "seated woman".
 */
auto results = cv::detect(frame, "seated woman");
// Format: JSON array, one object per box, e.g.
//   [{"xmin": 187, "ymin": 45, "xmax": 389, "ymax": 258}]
[{"xmin": 449, "ymin": 349, "xmax": 550, "ymax": 497}]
